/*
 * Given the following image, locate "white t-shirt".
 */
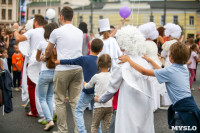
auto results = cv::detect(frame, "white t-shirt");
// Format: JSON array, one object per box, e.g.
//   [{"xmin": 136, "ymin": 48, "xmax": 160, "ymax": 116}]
[
  {"xmin": 188, "ymin": 51, "xmax": 198, "ymax": 69},
  {"xmin": 23, "ymin": 28, "xmax": 45, "ymax": 59},
  {"xmin": 84, "ymin": 72, "xmax": 112, "ymax": 108},
  {"xmin": 37, "ymin": 41, "xmax": 54, "ymax": 71},
  {"xmin": 49, "ymin": 24, "xmax": 83, "ymax": 71}
]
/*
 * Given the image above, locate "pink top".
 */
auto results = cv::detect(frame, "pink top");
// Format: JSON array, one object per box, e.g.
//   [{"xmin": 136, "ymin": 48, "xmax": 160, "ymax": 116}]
[{"xmin": 188, "ymin": 51, "xmax": 198, "ymax": 69}]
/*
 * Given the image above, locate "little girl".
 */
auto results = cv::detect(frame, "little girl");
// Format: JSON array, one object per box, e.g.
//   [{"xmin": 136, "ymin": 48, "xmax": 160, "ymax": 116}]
[
  {"xmin": 188, "ymin": 44, "xmax": 200, "ymax": 91},
  {"xmin": 83, "ymin": 54, "xmax": 113, "ymax": 133},
  {"xmin": 0, "ymin": 48, "xmax": 8, "ymax": 70}
]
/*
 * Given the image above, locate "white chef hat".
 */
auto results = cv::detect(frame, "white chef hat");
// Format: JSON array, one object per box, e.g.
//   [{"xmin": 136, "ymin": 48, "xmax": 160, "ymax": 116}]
[
  {"xmin": 98, "ymin": 18, "xmax": 110, "ymax": 32},
  {"xmin": 139, "ymin": 22, "xmax": 159, "ymax": 40},
  {"xmin": 164, "ymin": 23, "xmax": 182, "ymax": 39}
]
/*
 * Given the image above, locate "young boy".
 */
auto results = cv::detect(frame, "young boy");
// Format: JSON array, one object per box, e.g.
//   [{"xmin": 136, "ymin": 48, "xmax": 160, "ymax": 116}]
[
  {"xmin": 55, "ymin": 38, "xmax": 104, "ymax": 133},
  {"xmin": 0, "ymin": 48, "xmax": 8, "ymax": 71},
  {"xmin": 12, "ymin": 44, "xmax": 23, "ymax": 91},
  {"xmin": 119, "ymin": 42, "xmax": 200, "ymax": 132}
]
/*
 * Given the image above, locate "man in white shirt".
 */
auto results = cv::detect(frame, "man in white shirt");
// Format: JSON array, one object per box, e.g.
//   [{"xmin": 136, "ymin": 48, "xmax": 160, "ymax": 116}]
[
  {"xmin": 45, "ymin": 6, "xmax": 83, "ymax": 133},
  {"xmin": 13, "ymin": 15, "xmax": 46, "ymax": 117}
]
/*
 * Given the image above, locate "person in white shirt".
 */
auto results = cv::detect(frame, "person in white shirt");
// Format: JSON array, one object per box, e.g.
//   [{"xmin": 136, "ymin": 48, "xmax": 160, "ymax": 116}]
[
  {"xmin": 83, "ymin": 54, "xmax": 113, "ymax": 133},
  {"xmin": 98, "ymin": 18, "xmax": 122, "ymax": 70},
  {"xmin": 45, "ymin": 6, "xmax": 83, "ymax": 133},
  {"xmin": 13, "ymin": 14, "xmax": 46, "ymax": 117}
]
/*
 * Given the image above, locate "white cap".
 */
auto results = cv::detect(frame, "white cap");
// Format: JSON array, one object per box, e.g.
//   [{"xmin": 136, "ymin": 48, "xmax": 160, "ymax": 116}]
[{"xmin": 98, "ymin": 18, "xmax": 110, "ymax": 32}]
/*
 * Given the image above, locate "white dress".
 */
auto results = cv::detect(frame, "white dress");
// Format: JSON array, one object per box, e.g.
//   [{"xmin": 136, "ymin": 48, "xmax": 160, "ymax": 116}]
[
  {"xmin": 160, "ymin": 40, "xmax": 178, "ymax": 106},
  {"xmin": 98, "ymin": 36, "xmax": 122, "ymax": 70},
  {"xmin": 108, "ymin": 56, "xmax": 155, "ymax": 133},
  {"xmin": 145, "ymin": 41, "xmax": 167, "ymax": 110}
]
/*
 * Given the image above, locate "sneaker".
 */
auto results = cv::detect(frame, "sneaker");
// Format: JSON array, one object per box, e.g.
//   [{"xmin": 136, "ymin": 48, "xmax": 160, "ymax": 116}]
[
  {"xmin": 191, "ymin": 88, "xmax": 195, "ymax": 91},
  {"xmin": 26, "ymin": 111, "xmax": 38, "ymax": 117},
  {"xmin": 14, "ymin": 87, "xmax": 20, "ymax": 92},
  {"xmin": 38, "ymin": 117, "xmax": 46, "ymax": 124},
  {"xmin": 44, "ymin": 120, "xmax": 54, "ymax": 131}
]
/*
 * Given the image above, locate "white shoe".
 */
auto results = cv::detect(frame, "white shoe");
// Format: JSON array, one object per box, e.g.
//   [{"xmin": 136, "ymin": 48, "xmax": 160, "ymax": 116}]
[
  {"xmin": 191, "ymin": 88, "xmax": 195, "ymax": 91},
  {"xmin": 14, "ymin": 87, "xmax": 20, "ymax": 92},
  {"xmin": 38, "ymin": 117, "xmax": 46, "ymax": 123},
  {"xmin": 44, "ymin": 120, "xmax": 54, "ymax": 131}
]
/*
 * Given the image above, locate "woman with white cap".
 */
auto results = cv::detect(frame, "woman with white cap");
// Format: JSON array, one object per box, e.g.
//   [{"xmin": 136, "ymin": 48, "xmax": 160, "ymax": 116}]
[
  {"xmin": 139, "ymin": 22, "xmax": 166, "ymax": 111},
  {"xmin": 98, "ymin": 18, "xmax": 122, "ymax": 70},
  {"xmin": 161, "ymin": 23, "xmax": 182, "ymax": 67}
]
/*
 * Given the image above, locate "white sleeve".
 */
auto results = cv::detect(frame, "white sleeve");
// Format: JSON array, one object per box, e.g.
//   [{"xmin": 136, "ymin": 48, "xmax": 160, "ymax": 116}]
[
  {"xmin": 37, "ymin": 42, "xmax": 42, "ymax": 51},
  {"xmin": 84, "ymin": 75, "xmax": 97, "ymax": 89},
  {"xmin": 48, "ymin": 29, "xmax": 57, "ymax": 45},
  {"xmin": 107, "ymin": 65, "xmax": 123, "ymax": 93},
  {"xmin": 23, "ymin": 29, "xmax": 33, "ymax": 40},
  {"xmin": 161, "ymin": 50, "xmax": 168, "ymax": 58}
]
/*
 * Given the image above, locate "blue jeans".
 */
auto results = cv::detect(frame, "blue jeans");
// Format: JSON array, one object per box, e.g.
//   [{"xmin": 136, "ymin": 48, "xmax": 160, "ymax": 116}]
[
  {"xmin": 174, "ymin": 113, "xmax": 184, "ymax": 133},
  {"xmin": 38, "ymin": 70, "xmax": 54, "ymax": 122},
  {"xmin": 75, "ymin": 91, "xmax": 102, "ymax": 133}
]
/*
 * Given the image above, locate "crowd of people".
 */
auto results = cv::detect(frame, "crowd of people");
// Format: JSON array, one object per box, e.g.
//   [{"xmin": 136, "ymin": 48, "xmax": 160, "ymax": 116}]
[{"xmin": 0, "ymin": 6, "xmax": 200, "ymax": 133}]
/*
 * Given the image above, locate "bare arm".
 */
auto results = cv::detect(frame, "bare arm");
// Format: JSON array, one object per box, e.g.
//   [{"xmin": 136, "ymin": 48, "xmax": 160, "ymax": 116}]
[
  {"xmin": 36, "ymin": 50, "xmax": 42, "ymax": 62},
  {"xmin": 0, "ymin": 60, "xmax": 3, "ymax": 70},
  {"xmin": 14, "ymin": 63, "xmax": 20, "ymax": 71},
  {"xmin": 5, "ymin": 35, "xmax": 9, "ymax": 49},
  {"xmin": 157, "ymin": 36, "xmax": 164, "ymax": 45},
  {"xmin": 142, "ymin": 55, "xmax": 161, "ymax": 69},
  {"xmin": 119, "ymin": 55, "xmax": 155, "ymax": 76},
  {"xmin": 45, "ymin": 42, "xmax": 54, "ymax": 58},
  {"xmin": 110, "ymin": 19, "xmax": 125, "ymax": 37},
  {"xmin": 13, "ymin": 23, "xmax": 27, "ymax": 42}
]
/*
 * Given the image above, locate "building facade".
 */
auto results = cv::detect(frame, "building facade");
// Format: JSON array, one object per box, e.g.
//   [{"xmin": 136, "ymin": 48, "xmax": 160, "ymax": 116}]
[
  {"xmin": 73, "ymin": 0, "xmax": 200, "ymax": 39},
  {"xmin": 0, "ymin": 0, "xmax": 19, "ymax": 27}
]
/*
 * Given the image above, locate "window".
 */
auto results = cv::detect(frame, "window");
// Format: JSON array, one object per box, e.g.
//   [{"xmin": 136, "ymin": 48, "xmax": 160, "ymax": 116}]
[
  {"xmin": 79, "ymin": 16, "xmax": 83, "ymax": 23},
  {"xmin": 32, "ymin": 9, "xmax": 35, "ymax": 14},
  {"xmin": 8, "ymin": 0, "xmax": 12, "ymax": 4},
  {"xmin": 8, "ymin": 9, "xmax": 12, "ymax": 20},
  {"xmin": 149, "ymin": 15, "xmax": 154, "ymax": 22},
  {"xmin": 160, "ymin": 15, "xmax": 165, "ymax": 25},
  {"xmin": 2, "ymin": 0, "xmax": 6, "ymax": 4},
  {"xmin": 173, "ymin": 16, "xmax": 178, "ymax": 24},
  {"xmin": 2, "ymin": 9, "xmax": 6, "ymax": 20},
  {"xmin": 38, "ymin": 9, "xmax": 41, "ymax": 14},
  {"xmin": 99, "ymin": 15, "xmax": 103, "ymax": 19},
  {"xmin": 189, "ymin": 16, "xmax": 194, "ymax": 25}
]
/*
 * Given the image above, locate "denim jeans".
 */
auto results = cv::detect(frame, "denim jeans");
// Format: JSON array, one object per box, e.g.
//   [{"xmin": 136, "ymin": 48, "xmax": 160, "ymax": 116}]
[
  {"xmin": 174, "ymin": 113, "xmax": 184, "ymax": 133},
  {"xmin": 38, "ymin": 70, "xmax": 54, "ymax": 122},
  {"xmin": 75, "ymin": 91, "xmax": 102, "ymax": 133}
]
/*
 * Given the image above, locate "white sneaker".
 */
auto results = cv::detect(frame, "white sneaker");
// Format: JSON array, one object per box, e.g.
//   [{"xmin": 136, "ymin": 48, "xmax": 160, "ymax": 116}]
[
  {"xmin": 44, "ymin": 120, "xmax": 54, "ymax": 131},
  {"xmin": 38, "ymin": 117, "xmax": 46, "ymax": 124},
  {"xmin": 14, "ymin": 87, "xmax": 20, "ymax": 92},
  {"xmin": 191, "ymin": 88, "xmax": 195, "ymax": 91}
]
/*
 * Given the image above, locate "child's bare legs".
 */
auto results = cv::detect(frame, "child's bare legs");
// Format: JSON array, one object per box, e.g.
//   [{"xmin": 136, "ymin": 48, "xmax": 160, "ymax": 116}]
[{"xmin": 189, "ymin": 68, "xmax": 195, "ymax": 90}]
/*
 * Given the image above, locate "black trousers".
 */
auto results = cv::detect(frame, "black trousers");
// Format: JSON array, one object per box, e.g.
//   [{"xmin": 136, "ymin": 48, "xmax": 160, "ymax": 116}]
[
  {"xmin": 13, "ymin": 71, "xmax": 21, "ymax": 87},
  {"xmin": 7, "ymin": 58, "xmax": 12, "ymax": 73}
]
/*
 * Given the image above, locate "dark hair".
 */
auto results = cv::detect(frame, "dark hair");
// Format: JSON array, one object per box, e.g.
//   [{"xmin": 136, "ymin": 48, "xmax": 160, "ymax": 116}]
[
  {"xmin": 188, "ymin": 38, "xmax": 194, "ymax": 45},
  {"xmin": 79, "ymin": 22, "xmax": 88, "ymax": 33},
  {"xmin": 34, "ymin": 14, "xmax": 45, "ymax": 26},
  {"xmin": 91, "ymin": 39, "xmax": 103, "ymax": 53},
  {"xmin": 157, "ymin": 27, "xmax": 165, "ymax": 37},
  {"xmin": 0, "ymin": 26, "xmax": 5, "ymax": 41},
  {"xmin": 110, "ymin": 25, "xmax": 115, "ymax": 29},
  {"xmin": 169, "ymin": 42, "xmax": 190, "ymax": 64},
  {"xmin": 189, "ymin": 44, "xmax": 197, "ymax": 56},
  {"xmin": 60, "ymin": 6, "xmax": 73, "ymax": 21},
  {"xmin": 44, "ymin": 22, "xmax": 59, "ymax": 40},
  {"xmin": 97, "ymin": 54, "xmax": 112, "ymax": 72},
  {"xmin": 0, "ymin": 47, "xmax": 7, "ymax": 54}
]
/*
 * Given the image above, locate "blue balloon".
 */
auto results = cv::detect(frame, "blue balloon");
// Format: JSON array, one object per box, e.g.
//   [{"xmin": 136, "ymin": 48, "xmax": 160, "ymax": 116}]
[{"xmin": 119, "ymin": 6, "xmax": 131, "ymax": 19}]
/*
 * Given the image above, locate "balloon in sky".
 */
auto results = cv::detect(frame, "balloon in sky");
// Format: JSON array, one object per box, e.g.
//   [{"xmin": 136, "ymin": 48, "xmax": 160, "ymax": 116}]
[
  {"xmin": 46, "ymin": 8, "xmax": 56, "ymax": 19},
  {"xmin": 119, "ymin": 6, "xmax": 131, "ymax": 19}
]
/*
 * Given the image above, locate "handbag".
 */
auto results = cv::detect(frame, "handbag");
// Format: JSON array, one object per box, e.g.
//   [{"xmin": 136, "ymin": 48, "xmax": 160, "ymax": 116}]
[{"xmin": 46, "ymin": 47, "xmax": 57, "ymax": 69}]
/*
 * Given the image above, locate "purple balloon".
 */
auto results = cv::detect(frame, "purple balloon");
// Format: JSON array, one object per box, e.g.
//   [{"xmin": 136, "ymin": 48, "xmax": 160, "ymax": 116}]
[{"xmin": 119, "ymin": 6, "xmax": 131, "ymax": 18}]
